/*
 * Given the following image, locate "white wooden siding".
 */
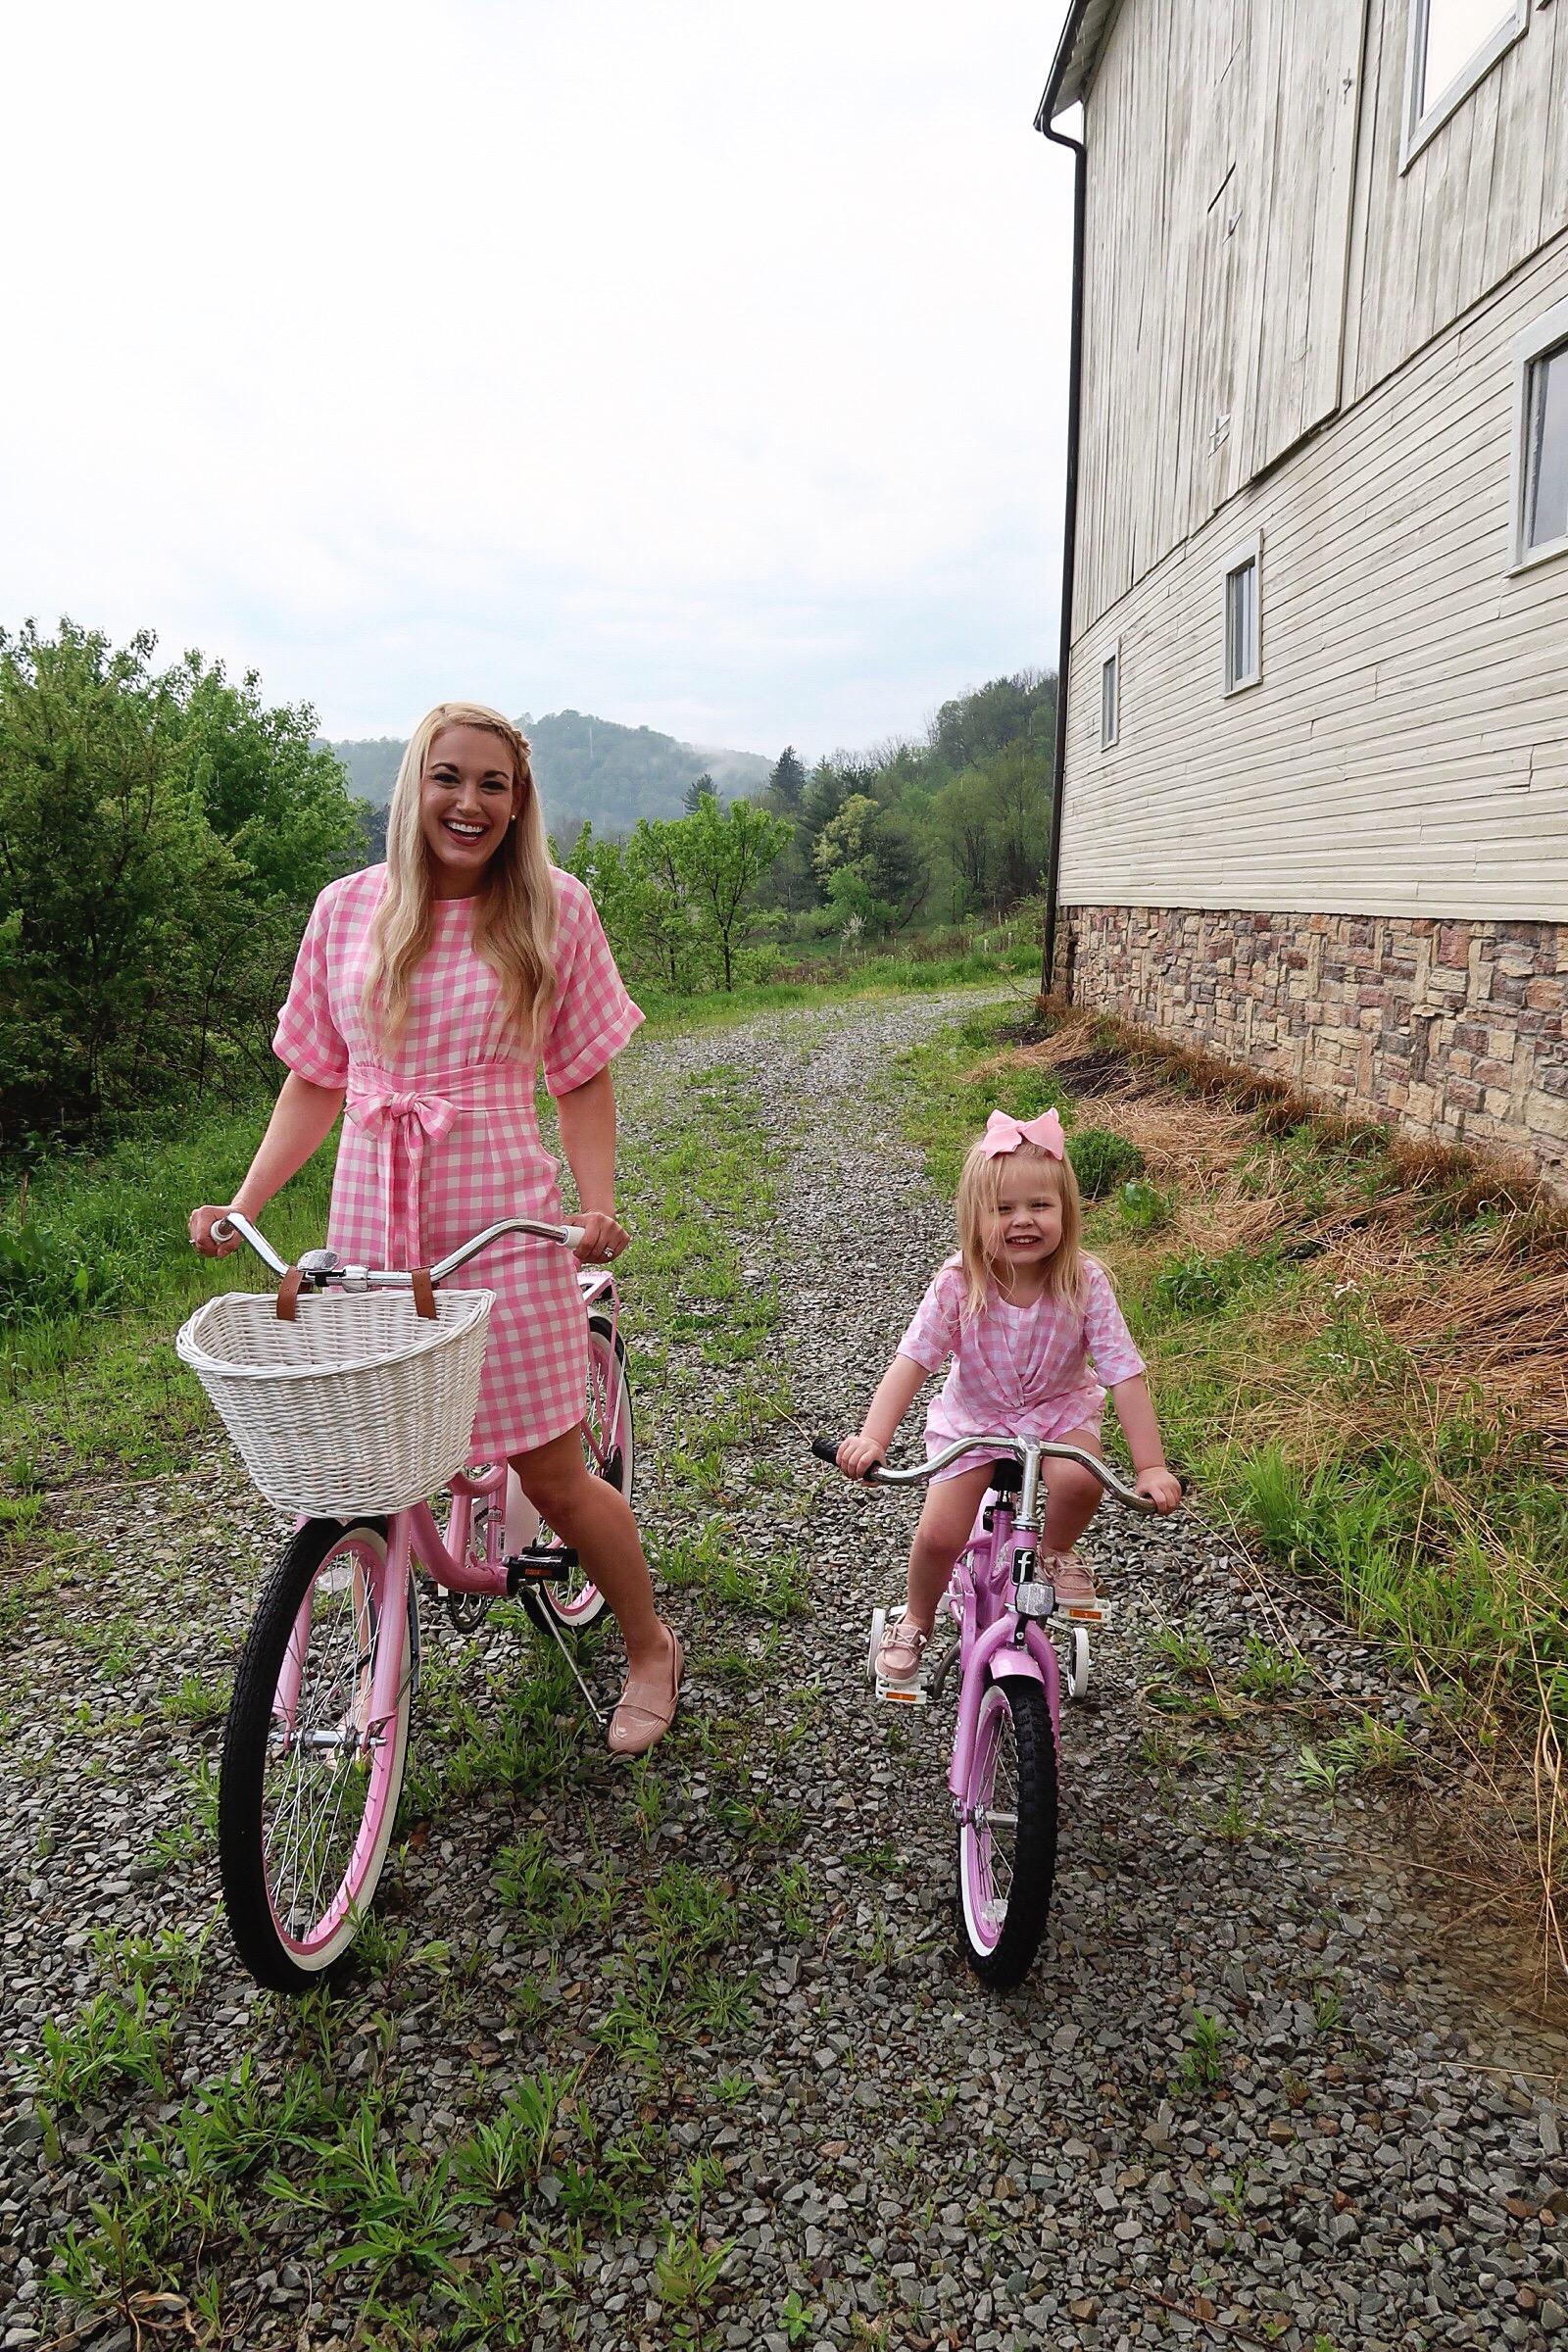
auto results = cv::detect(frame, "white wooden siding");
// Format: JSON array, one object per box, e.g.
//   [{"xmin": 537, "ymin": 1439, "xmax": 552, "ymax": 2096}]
[
  {"xmin": 1077, "ymin": 0, "xmax": 1364, "ymax": 633},
  {"xmin": 1344, "ymin": 0, "xmax": 1568, "ymax": 406},
  {"xmin": 1074, "ymin": 0, "xmax": 1566, "ymax": 640},
  {"xmin": 1059, "ymin": 232, "xmax": 1568, "ymax": 921}
]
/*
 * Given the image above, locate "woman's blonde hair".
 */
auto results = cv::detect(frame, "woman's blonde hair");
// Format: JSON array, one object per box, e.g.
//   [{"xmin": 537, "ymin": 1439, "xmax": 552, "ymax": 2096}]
[
  {"xmin": 362, "ymin": 702, "xmax": 558, "ymax": 1053},
  {"xmin": 954, "ymin": 1138, "xmax": 1084, "ymax": 1319}
]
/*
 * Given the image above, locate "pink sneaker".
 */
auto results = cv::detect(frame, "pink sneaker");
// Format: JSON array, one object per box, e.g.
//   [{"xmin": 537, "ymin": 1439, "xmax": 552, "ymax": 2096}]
[
  {"xmin": 1045, "ymin": 1552, "xmax": 1098, "ymax": 1606},
  {"xmin": 876, "ymin": 1614, "xmax": 931, "ymax": 1682}
]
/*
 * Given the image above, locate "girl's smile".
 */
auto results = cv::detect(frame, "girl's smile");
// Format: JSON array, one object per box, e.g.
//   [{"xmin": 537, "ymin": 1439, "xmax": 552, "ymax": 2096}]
[
  {"xmin": 418, "ymin": 722, "xmax": 524, "ymax": 897},
  {"xmin": 988, "ymin": 1165, "xmax": 1064, "ymax": 1286}
]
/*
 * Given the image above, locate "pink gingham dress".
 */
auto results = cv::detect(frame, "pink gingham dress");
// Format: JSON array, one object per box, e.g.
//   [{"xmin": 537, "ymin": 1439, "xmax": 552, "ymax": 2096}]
[
  {"xmin": 273, "ymin": 864, "xmax": 642, "ymax": 1459},
  {"xmin": 897, "ymin": 1254, "xmax": 1147, "ymax": 1481}
]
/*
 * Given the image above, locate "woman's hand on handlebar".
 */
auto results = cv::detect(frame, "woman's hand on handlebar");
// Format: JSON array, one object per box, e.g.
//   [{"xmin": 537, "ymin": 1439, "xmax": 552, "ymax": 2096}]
[
  {"xmin": 1135, "ymin": 1465, "xmax": 1185, "ymax": 1514},
  {"xmin": 188, "ymin": 1205, "xmax": 244, "ymax": 1258},
  {"xmin": 572, "ymin": 1208, "xmax": 629, "ymax": 1266},
  {"xmin": 836, "ymin": 1434, "xmax": 887, "ymax": 1482}
]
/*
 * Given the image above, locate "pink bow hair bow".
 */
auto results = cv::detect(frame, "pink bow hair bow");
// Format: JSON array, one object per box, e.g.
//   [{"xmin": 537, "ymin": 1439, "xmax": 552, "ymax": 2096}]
[{"xmin": 980, "ymin": 1106, "xmax": 1066, "ymax": 1160}]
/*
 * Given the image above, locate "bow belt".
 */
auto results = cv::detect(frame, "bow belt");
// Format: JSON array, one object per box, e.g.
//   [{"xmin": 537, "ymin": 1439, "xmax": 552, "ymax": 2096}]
[{"xmin": 345, "ymin": 1062, "xmax": 526, "ymax": 1271}]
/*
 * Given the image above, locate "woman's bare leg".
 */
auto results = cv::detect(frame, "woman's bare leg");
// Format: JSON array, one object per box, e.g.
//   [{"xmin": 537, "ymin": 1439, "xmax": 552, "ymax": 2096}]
[{"xmin": 510, "ymin": 1429, "xmax": 670, "ymax": 1678}]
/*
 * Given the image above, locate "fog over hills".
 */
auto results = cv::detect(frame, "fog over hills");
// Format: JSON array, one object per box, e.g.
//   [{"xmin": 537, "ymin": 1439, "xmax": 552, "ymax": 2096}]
[{"xmin": 328, "ymin": 710, "xmax": 773, "ymax": 840}]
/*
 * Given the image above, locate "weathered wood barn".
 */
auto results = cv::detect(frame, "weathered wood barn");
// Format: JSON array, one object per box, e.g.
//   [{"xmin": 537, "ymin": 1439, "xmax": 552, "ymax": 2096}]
[{"xmin": 1039, "ymin": 0, "xmax": 1568, "ymax": 1183}]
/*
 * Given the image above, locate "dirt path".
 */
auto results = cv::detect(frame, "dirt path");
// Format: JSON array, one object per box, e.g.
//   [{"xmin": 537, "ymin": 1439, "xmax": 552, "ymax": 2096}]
[{"xmin": 4, "ymin": 990, "xmax": 1567, "ymax": 2352}]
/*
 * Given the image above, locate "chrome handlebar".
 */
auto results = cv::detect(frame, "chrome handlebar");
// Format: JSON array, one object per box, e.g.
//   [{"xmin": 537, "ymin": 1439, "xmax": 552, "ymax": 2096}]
[
  {"xmin": 810, "ymin": 1433, "xmax": 1161, "ymax": 1514},
  {"xmin": 211, "ymin": 1209, "xmax": 586, "ymax": 1290}
]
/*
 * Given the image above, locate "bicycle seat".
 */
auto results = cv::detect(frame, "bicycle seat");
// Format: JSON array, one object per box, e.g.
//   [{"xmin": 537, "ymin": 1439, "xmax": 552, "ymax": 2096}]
[{"xmin": 988, "ymin": 1459, "xmax": 1023, "ymax": 1495}]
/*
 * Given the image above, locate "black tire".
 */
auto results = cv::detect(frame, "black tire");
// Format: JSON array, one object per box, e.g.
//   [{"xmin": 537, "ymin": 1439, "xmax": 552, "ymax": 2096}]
[
  {"xmin": 521, "ymin": 1312, "xmax": 634, "ymax": 1637},
  {"xmin": 220, "ymin": 1516, "xmax": 411, "ymax": 1993},
  {"xmin": 955, "ymin": 1674, "xmax": 1059, "ymax": 1990}
]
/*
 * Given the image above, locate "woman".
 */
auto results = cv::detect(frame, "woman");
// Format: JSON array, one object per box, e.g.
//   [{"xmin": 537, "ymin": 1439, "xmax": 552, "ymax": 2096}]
[{"xmin": 190, "ymin": 702, "xmax": 682, "ymax": 1757}]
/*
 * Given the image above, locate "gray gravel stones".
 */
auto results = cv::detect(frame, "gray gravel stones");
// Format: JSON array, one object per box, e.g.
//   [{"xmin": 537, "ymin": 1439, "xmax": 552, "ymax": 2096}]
[{"xmin": 4, "ymin": 988, "xmax": 1567, "ymax": 2351}]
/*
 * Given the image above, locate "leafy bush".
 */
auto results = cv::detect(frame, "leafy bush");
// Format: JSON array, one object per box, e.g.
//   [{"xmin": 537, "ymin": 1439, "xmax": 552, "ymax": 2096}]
[
  {"xmin": 0, "ymin": 619, "xmax": 362, "ymax": 1148},
  {"xmin": 1067, "ymin": 1127, "xmax": 1146, "ymax": 1200},
  {"xmin": 1116, "ymin": 1179, "xmax": 1172, "ymax": 1234}
]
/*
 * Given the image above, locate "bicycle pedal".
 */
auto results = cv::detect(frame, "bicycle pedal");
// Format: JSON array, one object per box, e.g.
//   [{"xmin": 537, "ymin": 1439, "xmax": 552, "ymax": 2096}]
[
  {"xmin": 1057, "ymin": 1596, "xmax": 1109, "ymax": 1627},
  {"xmin": 873, "ymin": 1669, "xmax": 928, "ymax": 1707},
  {"xmin": 505, "ymin": 1545, "xmax": 579, "ymax": 1592}
]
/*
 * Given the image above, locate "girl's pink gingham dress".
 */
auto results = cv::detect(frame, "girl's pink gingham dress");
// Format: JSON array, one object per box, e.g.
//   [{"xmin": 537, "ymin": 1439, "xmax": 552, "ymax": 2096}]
[
  {"xmin": 273, "ymin": 864, "xmax": 642, "ymax": 1459},
  {"xmin": 898, "ymin": 1254, "xmax": 1146, "ymax": 1481}
]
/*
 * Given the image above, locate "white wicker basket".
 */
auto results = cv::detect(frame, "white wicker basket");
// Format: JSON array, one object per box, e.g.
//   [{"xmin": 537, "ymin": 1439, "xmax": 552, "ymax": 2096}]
[{"xmin": 175, "ymin": 1286, "xmax": 494, "ymax": 1517}]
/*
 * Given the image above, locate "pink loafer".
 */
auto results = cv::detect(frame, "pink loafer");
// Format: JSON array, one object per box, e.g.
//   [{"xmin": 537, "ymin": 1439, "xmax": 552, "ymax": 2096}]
[{"xmin": 608, "ymin": 1627, "xmax": 684, "ymax": 1759}]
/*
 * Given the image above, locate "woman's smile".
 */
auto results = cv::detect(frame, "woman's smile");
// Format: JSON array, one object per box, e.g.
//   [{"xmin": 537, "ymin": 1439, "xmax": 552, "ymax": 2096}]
[{"xmin": 418, "ymin": 722, "xmax": 524, "ymax": 896}]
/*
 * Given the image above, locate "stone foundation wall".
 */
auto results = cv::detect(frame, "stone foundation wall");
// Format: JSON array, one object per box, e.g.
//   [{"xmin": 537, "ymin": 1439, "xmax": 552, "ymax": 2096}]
[{"xmin": 1063, "ymin": 906, "xmax": 1568, "ymax": 1188}]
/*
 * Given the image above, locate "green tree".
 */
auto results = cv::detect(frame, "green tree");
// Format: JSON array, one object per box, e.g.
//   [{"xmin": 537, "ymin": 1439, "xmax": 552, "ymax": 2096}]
[
  {"xmin": 0, "ymin": 618, "xmax": 359, "ymax": 1146},
  {"xmin": 810, "ymin": 793, "xmax": 929, "ymax": 938},
  {"xmin": 671, "ymin": 796, "xmax": 791, "ymax": 989},
  {"xmin": 681, "ymin": 772, "xmax": 717, "ymax": 816},
  {"xmin": 766, "ymin": 746, "xmax": 807, "ymax": 814}
]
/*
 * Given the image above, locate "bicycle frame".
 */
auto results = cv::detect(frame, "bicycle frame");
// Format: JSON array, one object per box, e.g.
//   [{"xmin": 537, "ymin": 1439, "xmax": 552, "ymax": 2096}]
[
  {"xmin": 943, "ymin": 1486, "xmax": 1064, "ymax": 1807},
  {"xmin": 821, "ymin": 1430, "xmax": 1156, "ymax": 1796}
]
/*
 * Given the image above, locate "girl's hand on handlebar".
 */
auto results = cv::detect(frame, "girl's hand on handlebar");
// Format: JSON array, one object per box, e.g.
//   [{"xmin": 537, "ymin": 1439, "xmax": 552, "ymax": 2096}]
[
  {"xmin": 573, "ymin": 1209, "xmax": 629, "ymax": 1265},
  {"xmin": 1135, "ymin": 1466, "xmax": 1185, "ymax": 1514},
  {"xmin": 836, "ymin": 1434, "xmax": 887, "ymax": 1482},
  {"xmin": 188, "ymin": 1205, "xmax": 243, "ymax": 1258}
]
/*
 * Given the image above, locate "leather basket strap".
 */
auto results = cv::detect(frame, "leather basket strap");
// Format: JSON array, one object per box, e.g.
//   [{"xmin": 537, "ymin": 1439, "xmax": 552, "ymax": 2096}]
[
  {"xmin": 275, "ymin": 1266, "xmax": 305, "ymax": 1322},
  {"xmin": 411, "ymin": 1267, "xmax": 438, "ymax": 1321}
]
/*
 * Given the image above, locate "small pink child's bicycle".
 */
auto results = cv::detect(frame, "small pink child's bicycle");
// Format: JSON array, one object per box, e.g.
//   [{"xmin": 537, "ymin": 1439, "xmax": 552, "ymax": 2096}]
[
  {"xmin": 178, "ymin": 1212, "xmax": 632, "ymax": 1993},
  {"xmin": 812, "ymin": 1432, "xmax": 1164, "ymax": 1988}
]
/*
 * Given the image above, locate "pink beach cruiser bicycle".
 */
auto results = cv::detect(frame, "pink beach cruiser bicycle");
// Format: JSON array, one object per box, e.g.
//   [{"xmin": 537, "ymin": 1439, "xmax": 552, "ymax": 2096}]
[
  {"xmin": 176, "ymin": 1212, "xmax": 633, "ymax": 1993},
  {"xmin": 811, "ymin": 1434, "xmax": 1169, "ymax": 1989}
]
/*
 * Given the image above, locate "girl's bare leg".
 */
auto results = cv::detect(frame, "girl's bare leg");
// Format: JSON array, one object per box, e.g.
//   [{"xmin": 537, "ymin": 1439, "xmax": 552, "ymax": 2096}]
[
  {"xmin": 1040, "ymin": 1426, "xmax": 1107, "ymax": 1555},
  {"xmin": 904, "ymin": 1462, "xmax": 994, "ymax": 1631},
  {"xmin": 510, "ymin": 1430, "xmax": 671, "ymax": 1678}
]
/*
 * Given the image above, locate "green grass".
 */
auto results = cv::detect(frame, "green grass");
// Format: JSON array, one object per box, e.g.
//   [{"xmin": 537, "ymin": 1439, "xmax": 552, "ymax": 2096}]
[{"xmin": 0, "ymin": 1096, "xmax": 338, "ymax": 1483}]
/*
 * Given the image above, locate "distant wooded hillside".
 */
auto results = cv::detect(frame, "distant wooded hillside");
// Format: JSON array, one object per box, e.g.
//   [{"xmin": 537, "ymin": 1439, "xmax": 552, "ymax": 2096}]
[{"xmin": 328, "ymin": 710, "xmax": 771, "ymax": 839}]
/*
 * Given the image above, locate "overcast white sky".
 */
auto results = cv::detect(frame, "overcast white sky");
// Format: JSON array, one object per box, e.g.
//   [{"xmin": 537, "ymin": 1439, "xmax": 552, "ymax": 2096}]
[{"xmin": 2, "ymin": 2, "xmax": 1074, "ymax": 760}]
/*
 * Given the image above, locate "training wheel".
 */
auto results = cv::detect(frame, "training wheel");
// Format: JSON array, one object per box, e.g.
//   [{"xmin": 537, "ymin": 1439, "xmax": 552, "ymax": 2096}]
[
  {"xmin": 1063, "ymin": 1624, "xmax": 1091, "ymax": 1702},
  {"xmin": 867, "ymin": 1606, "xmax": 888, "ymax": 1684}
]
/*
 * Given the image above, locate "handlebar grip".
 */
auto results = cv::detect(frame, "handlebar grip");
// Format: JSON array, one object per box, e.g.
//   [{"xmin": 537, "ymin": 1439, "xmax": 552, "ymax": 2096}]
[
  {"xmin": 561, "ymin": 1226, "xmax": 585, "ymax": 1250},
  {"xmin": 212, "ymin": 1216, "xmax": 234, "ymax": 1242},
  {"xmin": 810, "ymin": 1438, "xmax": 841, "ymax": 1464}
]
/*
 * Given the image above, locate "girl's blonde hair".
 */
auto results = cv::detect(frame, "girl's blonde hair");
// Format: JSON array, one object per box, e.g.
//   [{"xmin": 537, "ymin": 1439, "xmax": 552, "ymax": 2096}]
[
  {"xmin": 362, "ymin": 702, "xmax": 558, "ymax": 1053},
  {"xmin": 954, "ymin": 1138, "xmax": 1084, "ymax": 1318}
]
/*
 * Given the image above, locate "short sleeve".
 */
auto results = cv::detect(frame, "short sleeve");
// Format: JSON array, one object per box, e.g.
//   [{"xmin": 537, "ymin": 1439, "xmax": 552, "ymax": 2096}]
[
  {"xmin": 1081, "ymin": 1257, "xmax": 1147, "ymax": 1387},
  {"xmin": 273, "ymin": 885, "xmax": 350, "ymax": 1088},
  {"xmin": 897, "ymin": 1262, "xmax": 965, "ymax": 1374},
  {"xmin": 541, "ymin": 871, "xmax": 644, "ymax": 1099}
]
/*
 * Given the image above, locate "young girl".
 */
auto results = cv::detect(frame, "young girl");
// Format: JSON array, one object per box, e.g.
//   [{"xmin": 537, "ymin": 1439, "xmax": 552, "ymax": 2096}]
[
  {"xmin": 189, "ymin": 702, "xmax": 683, "ymax": 1757},
  {"xmin": 836, "ymin": 1105, "xmax": 1183, "ymax": 1680}
]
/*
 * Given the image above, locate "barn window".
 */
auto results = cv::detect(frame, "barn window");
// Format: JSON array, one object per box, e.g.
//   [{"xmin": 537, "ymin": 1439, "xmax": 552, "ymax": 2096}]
[
  {"xmin": 1511, "ymin": 302, "xmax": 1568, "ymax": 570},
  {"xmin": 1100, "ymin": 647, "xmax": 1119, "ymax": 750},
  {"xmin": 1403, "ymin": 0, "xmax": 1528, "ymax": 167},
  {"xmin": 1223, "ymin": 537, "xmax": 1261, "ymax": 696}
]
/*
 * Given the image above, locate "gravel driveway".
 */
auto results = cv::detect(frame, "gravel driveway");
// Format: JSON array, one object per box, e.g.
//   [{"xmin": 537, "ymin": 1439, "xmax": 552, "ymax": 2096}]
[{"xmin": 3, "ymin": 990, "xmax": 1566, "ymax": 2352}]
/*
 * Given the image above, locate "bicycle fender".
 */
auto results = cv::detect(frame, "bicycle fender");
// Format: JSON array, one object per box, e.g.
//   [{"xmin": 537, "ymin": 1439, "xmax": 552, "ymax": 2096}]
[
  {"xmin": 948, "ymin": 1616, "xmax": 1061, "ymax": 1798},
  {"xmin": 988, "ymin": 1644, "xmax": 1046, "ymax": 1687}
]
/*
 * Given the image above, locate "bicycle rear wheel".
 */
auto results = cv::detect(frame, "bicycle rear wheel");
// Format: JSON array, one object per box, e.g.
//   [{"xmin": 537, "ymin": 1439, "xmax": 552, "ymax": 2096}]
[
  {"xmin": 526, "ymin": 1311, "xmax": 634, "ymax": 1634},
  {"xmin": 956, "ymin": 1674, "xmax": 1058, "ymax": 1989},
  {"xmin": 220, "ymin": 1517, "xmax": 412, "ymax": 1992}
]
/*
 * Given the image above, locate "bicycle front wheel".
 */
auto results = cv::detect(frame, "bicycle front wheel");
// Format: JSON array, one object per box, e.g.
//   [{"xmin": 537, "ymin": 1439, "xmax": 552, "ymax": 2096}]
[
  {"xmin": 956, "ymin": 1674, "xmax": 1058, "ymax": 1989},
  {"xmin": 220, "ymin": 1517, "xmax": 412, "ymax": 1993},
  {"xmin": 529, "ymin": 1311, "xmax": 635, "ymax": 1634}
]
